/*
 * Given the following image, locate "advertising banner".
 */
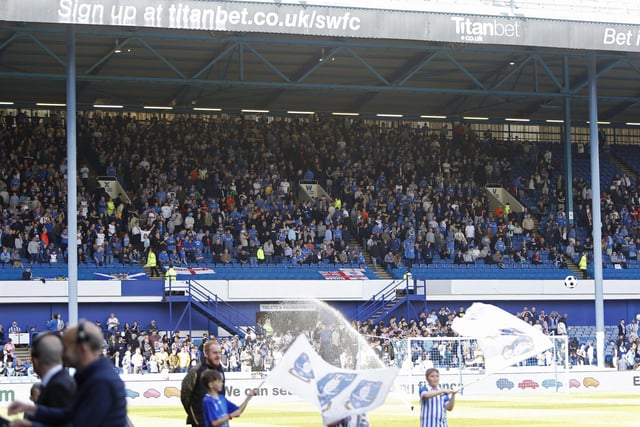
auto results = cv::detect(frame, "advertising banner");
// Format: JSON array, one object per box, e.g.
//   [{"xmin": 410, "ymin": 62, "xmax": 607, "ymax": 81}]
[
  {"xmin": 0, "ymin": 369, "xmax": 638, "ymax": 408},
  {"xmin": 2, "ymin": 0, "xmax": 640, "ymax": 52}
]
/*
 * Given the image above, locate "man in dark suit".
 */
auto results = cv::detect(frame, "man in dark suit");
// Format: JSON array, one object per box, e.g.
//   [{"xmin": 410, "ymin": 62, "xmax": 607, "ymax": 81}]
[
  {"xmin": 29, "ymin": 332, "xmax": 76, "ymax": 412},
  {"xmin": 10, "ymin": 321, "xmax": 127, "ymax": 426},
  {"xmin": 618, "ymin": 319, "xmax": 626, "ymax": 341}
]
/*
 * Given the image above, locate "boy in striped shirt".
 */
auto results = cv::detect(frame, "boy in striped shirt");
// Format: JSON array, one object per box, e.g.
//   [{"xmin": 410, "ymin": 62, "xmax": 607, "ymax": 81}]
[{"xmin": 419, "ymin": 368, "xmax": 459, "ymax": 427}]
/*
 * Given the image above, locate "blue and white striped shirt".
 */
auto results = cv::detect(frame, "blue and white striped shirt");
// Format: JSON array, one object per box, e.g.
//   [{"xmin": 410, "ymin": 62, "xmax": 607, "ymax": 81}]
[{"xmin": 419, "ymin": 385, "xmax": 450, "ymax": 427}]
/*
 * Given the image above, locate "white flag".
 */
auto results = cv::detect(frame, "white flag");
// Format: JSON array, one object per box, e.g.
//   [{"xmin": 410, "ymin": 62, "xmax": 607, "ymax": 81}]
[
  {"xmin": 451, "ymin": 302, "xmax": 553, "ymax": 374},
  {"xmin": 266, "ymin": 333, "xmax": 399, "ymax": 426}
]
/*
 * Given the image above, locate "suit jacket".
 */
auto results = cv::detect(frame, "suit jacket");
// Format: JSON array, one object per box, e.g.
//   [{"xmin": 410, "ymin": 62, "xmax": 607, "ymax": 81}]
[
  {"xmin": 618, "ymin": 324, "xmax": 626, "ymax": 337},
  {"xmin": 32, "ymin": 357, "xmax": 127, "ymax": 427},
  {"xmin": 37, "ymin": 367, "xmax": 77, "ymax": 410}
]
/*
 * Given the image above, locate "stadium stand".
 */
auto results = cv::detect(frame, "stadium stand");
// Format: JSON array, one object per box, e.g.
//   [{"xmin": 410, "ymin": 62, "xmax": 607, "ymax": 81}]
[
  {"xmin": 0, "ymin": 110, "xmax": 638, "ymax": 377},
  {"xmin": 0, "ymin": 111, "xmax": 639, "ymax": 282}
]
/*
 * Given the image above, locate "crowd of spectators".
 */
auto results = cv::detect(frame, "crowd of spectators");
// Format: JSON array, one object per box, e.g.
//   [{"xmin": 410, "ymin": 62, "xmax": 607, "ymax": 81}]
[
  {"xmin": 603, "ymin": 317, "xmax": 640, "ymax": 370},
  {"xmin": 1, "ymin": 304, "xmax": 637, "ymax": 378},
  {"xmin": 3, "ymin": 109, "xmax": 639, "ymax": 279},
  {"xmin": 0, "ymin": 108, "xmax": 639, "ymax": 380}
]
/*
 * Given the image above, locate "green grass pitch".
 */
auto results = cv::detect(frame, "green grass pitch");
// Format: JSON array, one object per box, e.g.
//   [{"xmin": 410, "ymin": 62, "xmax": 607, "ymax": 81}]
[{"xmin": 121, "ymin": 393, "xmax": 638, "ymax": 426}]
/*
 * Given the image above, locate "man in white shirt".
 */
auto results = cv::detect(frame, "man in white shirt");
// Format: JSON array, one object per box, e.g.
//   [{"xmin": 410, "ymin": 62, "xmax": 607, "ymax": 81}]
[
  {"xmin": 161, "ymin": 202, "xmax": 173, "ymax": 221},
  {"xmin": 279, "ymin": 178, "xmax": 290, "ymax": 195},
  {"xmin": 464, "ymin": 222, "xmax": 475, "ymax": 244},
  {"xmin": 107, "ymin": 313, "xmax": 120, "ymax": 334}
]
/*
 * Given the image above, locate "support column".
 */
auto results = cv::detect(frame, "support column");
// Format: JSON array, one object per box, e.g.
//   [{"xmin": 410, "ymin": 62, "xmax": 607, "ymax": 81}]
[
  {"xmin": 66, "ymin": 25, "xmax": 79, "ymax": 324},
  {"xmin": 563, "ymin": 56, "xmax": 574, "ymax": 225},
  {"xmin": 588, "ymin": 54, "xmax": 605, "ymax": 369}
]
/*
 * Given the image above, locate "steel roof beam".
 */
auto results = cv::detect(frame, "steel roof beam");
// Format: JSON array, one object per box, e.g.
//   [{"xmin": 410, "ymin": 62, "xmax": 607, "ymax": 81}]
[
  {"xmin": 351, "ymin": 51, "xmax": 439, "ymax": 111},
  {"xmin": 3, "ymin": 71, "xmax": 640, "ymax": 103}
]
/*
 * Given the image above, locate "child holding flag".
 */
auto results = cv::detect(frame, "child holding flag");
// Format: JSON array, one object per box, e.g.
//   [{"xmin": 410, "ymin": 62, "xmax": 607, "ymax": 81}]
[
  {"xmin": 201, "ymin": 369, "xmax": 257, "ymax": 427},
  {"xmin": 419, "ymin": 368, "xmax": 458, "ymax": 427}
]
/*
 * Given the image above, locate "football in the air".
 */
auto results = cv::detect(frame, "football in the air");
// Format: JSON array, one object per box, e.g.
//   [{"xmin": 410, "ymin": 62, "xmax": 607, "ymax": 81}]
[{"xmin": 564, "ymin": 275, "xmax": 578, "ymax": 289}]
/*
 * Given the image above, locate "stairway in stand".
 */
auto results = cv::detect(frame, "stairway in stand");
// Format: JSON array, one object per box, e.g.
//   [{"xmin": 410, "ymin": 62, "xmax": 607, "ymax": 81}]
[
  {"xmin": 532, "ymin": 213, "xmax": 575, "ymax": 273},
  {"xmin": 350, "ymin": 241, "xmax": 392, "ymax": 279},
  {"xmin": 14, "ymin": 345, "xmax": 31, "ymax": 362},
  {"xmin": 609, "ymin": 153, "xmax": 639, "ymax": 183},
  {"xmin": 567, "ymin": 262, "xmax": 583, "ymax": 278},
  {"xmin": 142, "ymin": 263, "xmax": 163, "ymax": 280}
]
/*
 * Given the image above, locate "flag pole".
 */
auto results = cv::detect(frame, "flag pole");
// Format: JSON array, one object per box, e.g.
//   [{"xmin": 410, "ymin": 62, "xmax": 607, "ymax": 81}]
[{"xmin": 457, "ymin": 372, "xmax": 493, "ymax": 392}]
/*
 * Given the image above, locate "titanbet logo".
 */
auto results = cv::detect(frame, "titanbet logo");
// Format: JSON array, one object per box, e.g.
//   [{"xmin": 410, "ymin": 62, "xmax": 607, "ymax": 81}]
[{"xmin": 451, "ymin": 17, "xmax": 521, "ymax": 42}]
